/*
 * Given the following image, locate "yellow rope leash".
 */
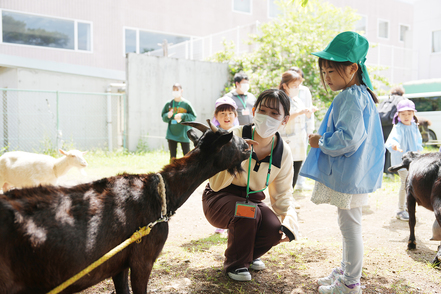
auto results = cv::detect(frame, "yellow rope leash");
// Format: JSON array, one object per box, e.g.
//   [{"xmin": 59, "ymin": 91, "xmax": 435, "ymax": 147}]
[{"xmin": 47, "ymin": 173, "xmax": 168, "ymax": 294}]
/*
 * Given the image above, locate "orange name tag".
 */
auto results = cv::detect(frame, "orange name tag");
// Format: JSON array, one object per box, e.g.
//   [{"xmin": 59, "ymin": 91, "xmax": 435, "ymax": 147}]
[{"xmin": 234, "ymin": 201, "xmax": 257, "ymax": 219}]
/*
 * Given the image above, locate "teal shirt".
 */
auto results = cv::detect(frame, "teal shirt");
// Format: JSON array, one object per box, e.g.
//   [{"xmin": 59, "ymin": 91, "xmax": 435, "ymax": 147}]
[{"xmin": 161, "ymin": 98, "xmax": 197, "ymax": 143}]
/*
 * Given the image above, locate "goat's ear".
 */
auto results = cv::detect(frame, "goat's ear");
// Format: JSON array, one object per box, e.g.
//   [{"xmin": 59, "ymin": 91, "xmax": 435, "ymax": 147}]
[
  {"xmin": 59, "ymin": 149, "xmax": 67, "ymax": 156},
  {"xmin": 187, "ymin": 129, "xmax": 200, "ymax": 145},
  {"xmin": 212, "ymin": 132, "xmax": 233, "ymax": 148},
  {"xmin": 82, "ymin": 151, "xmax": 88, "ymax": 155},
  {"xmin": 388, "ymin": 164, "xmax": 405, "ymax": 173}
]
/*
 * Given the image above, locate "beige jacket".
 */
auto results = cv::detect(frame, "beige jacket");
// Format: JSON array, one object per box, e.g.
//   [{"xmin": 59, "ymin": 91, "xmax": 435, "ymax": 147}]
[{"xmin": 209, "ymin": 125, "xmax": 300, "ymax": 240}]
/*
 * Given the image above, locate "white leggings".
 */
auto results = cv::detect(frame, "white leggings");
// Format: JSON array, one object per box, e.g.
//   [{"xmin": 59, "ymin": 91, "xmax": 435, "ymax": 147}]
[
  {"xmin": 338, "ymin": 207, "xmax": 363, "ymax": 285},
  {"xmin": 397, "ymin": 169, "xmax": 408, "ymax": 211}
]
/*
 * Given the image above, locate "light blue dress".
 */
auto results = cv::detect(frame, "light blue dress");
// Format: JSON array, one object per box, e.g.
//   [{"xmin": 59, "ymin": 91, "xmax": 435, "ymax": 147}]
[
  {"xmin": 385, "ymin": 122, "xmax": 423, "ymax": 168},
  {"xmin": 299, "ymin": 84, "xmax": 384, "ymax": 195}
]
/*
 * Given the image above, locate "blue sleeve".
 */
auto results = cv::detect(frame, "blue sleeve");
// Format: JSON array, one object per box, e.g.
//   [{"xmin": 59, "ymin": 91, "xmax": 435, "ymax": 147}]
[
  {"xmin": 385, "ymin": 125, "xmax": 399, "ymax": 152},
  {"xmin": 319, "ymin": 92, "xmax": 367, "ymax": 157},
  {"xmin": 416, "ymin": 125, "xmax": 423, "ymax": 151}
]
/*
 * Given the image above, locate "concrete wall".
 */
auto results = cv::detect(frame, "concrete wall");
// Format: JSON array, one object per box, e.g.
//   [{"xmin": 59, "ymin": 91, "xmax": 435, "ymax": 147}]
[
  {"xmin": 413, "ymin": 0, "xmax": 441, "ymax": 80},
  {"xmin": 126, "ymin": 54, "xmax": 229, "ymax": 151},
  {"xmin": 0, "ymin": 68, "xmax": 124, "ymax": 152}
]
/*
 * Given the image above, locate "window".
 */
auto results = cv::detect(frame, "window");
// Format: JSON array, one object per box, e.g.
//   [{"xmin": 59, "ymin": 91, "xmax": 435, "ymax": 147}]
[
  {"xmin": 125, "ymin": 29, "xmax": 137, "ymax": 54},
  {"xmin": 433, "ymin": 30, "xmax": 441, "ymax": 53},
  {"xmin": 124, "ymin": 28, "xmax": 191, "ymax": 55},
  {"xmin": 409, "ymin": 96, "xmax": 441, "ymax": 112},
  {"xmin": 399, "ymin": 24, "xmax": 410, "ymax": 42},
  {"xmin": 1, "ymin": 10, "xmax": 91, "ymax": 51},
  {"xmin": 378, "ymin": 19, "xmax": 389, "ymax": 39},
  {"xmin": 233, "ymin": 0, "xmax": 252, "ymax": 14},
  {"xmin": 355, "ymin": 15, "xmax": 367, "ymax": 36},
  {"xmin": 268, "ymin": 0, "xmax": 282, "ymax": 18}
]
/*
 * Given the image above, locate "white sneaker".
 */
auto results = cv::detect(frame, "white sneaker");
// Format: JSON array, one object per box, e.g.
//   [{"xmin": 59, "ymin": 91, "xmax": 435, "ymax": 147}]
[
  {"xmin": 318, "ymin": 276, "xmax": 361, "ymax": 294},
  {"xmin": 227, "ymin": 267, "xmax": 251, "ymax": 281},
  {"xmin": 396, "ymin": 211, "xmax": 409, "ymax": 221},
  {"xmin": 318, "ymin": 268, "xmax": 343, "ymax": 286},
  {"xmin": 249, "ymin": 258, "xmax": 265, "ymax": 271}
]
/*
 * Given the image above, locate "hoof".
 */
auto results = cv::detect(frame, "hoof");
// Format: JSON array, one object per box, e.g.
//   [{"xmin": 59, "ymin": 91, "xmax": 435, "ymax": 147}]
[
  {"xmin": 431, "ymin": 256, "xmax": 441, "ymax": 267},
  {"xmin": 408, "ymin": 240, "xmax": 417, "ymax": 250}
]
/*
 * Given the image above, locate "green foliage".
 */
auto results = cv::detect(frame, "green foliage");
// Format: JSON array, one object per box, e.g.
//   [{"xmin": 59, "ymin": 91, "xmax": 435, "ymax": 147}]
[{"xmin": 208, "ymin": 0, "xmax": 387, "ymax": 117}]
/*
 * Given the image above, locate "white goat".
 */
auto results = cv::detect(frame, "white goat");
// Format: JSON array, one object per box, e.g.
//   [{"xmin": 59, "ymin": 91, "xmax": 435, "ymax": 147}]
[{"xmin": 0, "ymin": 149, "xmax": 87, "ymax": 192}]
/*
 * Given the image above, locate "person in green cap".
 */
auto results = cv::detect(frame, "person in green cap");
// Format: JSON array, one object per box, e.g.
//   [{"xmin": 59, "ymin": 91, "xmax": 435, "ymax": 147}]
[{"xmin": 299, "ymin": 31, "xmax": 384, "ymax": 294}]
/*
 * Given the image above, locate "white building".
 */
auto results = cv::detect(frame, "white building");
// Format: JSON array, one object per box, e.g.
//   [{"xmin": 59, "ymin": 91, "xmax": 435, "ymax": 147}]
[{"xmin": 0, "ymin": 0, "xmax": 439, "ymax": 89}]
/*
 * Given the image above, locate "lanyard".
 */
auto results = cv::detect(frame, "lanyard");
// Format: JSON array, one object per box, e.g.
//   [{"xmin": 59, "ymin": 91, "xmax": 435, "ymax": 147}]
[
  {"xmin": 236, "ymin": 95, "xmax": 247, "ymax": 109},
  {"xmin": 245, "ymin": 128, "xmax": 274, "ymax": 202},
  {"xmin": 172, "ymin": 100, "xmax": 182, "ymax": 114}
]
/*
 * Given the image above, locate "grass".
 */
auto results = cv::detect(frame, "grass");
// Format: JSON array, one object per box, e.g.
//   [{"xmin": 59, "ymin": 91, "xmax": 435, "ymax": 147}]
[{"xmin": 67, "ymin": 147, "xmax": 441, "ymax": 293}]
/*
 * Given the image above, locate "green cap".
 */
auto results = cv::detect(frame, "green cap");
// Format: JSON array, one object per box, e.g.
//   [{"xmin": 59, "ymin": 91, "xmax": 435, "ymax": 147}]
[{"xmin": 312, "ymin": 31, "xmax": 373, "ymax": 90}]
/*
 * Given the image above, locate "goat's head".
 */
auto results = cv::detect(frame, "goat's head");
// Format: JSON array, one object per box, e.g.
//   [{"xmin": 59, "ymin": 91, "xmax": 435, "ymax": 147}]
[
  {"xmin": 182, "ymin": 120, "xmax": 250, "ymax": 175},
  {"xmin": 59, "ymin": 149, "xmax": 88, "ymax": 169},
  {"xmin": 388, "ymin": 151, "xmax": 421, "ymax": 172}
]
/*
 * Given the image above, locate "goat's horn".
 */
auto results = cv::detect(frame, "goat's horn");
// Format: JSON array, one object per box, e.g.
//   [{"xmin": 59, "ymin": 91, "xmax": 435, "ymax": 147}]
[
  {"xmin": 181, "ymin": 121, "xmax": 209, "ymax": 133},
  {"xmin": 207, "ymin": 119, "xmax": 218, "ymax": 133}
]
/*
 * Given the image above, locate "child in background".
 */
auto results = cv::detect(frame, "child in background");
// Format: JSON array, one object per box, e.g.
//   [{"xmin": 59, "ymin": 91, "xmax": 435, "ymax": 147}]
[
  {"xmin": 300, "ymin": 31, "xmax": 384, "ymax": 293},
  {"xmin": 211, "ymin": 96, "xmax": 239, "ymax": 234},
  {"xmin": 211, "ymin": 97, "xmax": 239, "ymax": 130},
  {"xmin": 385, "ymin": 99, "xmax": 423, "ymax": 221},
  {"xmin": 161, "ymin": 83, "xmax": 197, "ymax": 162}
]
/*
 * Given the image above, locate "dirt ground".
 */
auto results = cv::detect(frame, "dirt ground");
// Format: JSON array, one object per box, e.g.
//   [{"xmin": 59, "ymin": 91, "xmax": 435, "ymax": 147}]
[{"xmin": 65, "ymin": 174, "xmax": 441, "ymax": 294}]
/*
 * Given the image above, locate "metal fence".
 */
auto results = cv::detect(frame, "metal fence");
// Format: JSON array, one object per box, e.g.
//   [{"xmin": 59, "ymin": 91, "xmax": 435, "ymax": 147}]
[
  {"xmin": 0, "ymin": 88, "xmax": 126, "ymax": 153},
  {"xmin": 146, "ymin": 22, "xmax": 260, "ymax": 60}
]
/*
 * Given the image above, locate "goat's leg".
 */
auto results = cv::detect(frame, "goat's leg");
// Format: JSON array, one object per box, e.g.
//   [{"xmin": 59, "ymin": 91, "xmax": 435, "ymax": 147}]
[
  {"xmin": 431, "ymin": 193, "xmax": 441, "ymax": 265},
  {"xmin": 112, "ymin": 268, "xmax": 130, "ymax": 294},
  {"xmin": 130, "ymin": 227, "xmax": 168, "ymax": 294},
  {"xmin": 408, "ymin": 192, "xmax": 417, "ymax": 250}
]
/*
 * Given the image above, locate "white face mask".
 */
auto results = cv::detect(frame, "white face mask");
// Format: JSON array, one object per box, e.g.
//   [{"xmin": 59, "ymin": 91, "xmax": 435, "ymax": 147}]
[
  {"xmin": 253, "ymin": 112, "xmax": 282, "ymax": 138},
  {"xmin": 172, "ymin": 91, "xmax": 181, "ymax": 98},
  {"xmin": 240, "ymin": 83, "xmax": 250, "ymax": 93},
  {"xmin": 288, "ymin": 87, "xmax": 300, "ymax": 98}
]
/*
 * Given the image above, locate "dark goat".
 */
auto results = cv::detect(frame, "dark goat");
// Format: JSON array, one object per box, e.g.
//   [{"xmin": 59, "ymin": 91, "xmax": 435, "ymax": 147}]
[
  {"xmin": 0, "ymin": 120, "xmax": 250, "ymax": 294},
  {"xmin": 389, "ymin": 151, "xmax": 441, "ymax": 265}
]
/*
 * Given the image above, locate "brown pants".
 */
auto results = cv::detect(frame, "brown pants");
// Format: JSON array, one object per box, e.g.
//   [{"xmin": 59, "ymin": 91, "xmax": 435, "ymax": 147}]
[{"xmin": 202, "ymin": 183, "xmax": 282, "ymax": 272}]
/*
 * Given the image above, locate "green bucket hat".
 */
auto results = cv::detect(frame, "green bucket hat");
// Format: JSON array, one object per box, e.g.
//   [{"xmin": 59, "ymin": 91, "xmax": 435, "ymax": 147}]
[{"xmin": 312, "ymin": 31, "xmax": 373, "ymax": 90}]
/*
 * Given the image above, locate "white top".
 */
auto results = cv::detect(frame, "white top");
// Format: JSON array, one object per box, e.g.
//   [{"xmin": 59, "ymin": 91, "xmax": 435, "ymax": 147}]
[
  {"xmin": 279, "ymin": 96, "xmax": 308, "ymax": 161},
  {"xmin": 298, "ymin": 85, "xmax": 315, "ymax": 134}
]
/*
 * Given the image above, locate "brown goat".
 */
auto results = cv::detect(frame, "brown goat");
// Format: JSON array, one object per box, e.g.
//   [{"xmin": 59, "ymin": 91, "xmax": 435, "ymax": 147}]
[
  {"xmin": 0, "ymin": 121, "xmax": 251, "ymax": 294},
  {"xmin": 389, "ymin": 151, "xmax": 441, "ymax": 265}
]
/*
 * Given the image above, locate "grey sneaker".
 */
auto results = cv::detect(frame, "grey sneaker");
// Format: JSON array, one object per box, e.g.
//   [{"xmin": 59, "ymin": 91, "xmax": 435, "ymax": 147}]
[
  {"xmin": 318, "ymin": 276, "xmax": 362, "ymax": 293},
  {"xmin": 396, "ymin": 211, "xmax": 409, "ymax": 221},
  {"xmin": 249, "ymin": 258, "xmax": 265, "ymax": 271},
  {"xmin": 317, "ymin": 268, "xmax": 343, "ymax": 286},
  {"xmin": 227, "ymin": 267, "xmax": 251, "ymax": 281}
]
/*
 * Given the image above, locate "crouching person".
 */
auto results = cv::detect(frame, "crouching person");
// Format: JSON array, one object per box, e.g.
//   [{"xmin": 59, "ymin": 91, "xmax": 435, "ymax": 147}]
[{"xmin": 202, "ymin": 89, "xmax": 299, "ymax": 281}]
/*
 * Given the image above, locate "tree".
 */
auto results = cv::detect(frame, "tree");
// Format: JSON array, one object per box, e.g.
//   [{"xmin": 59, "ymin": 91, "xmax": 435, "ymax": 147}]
[{"xmin": 208, "ymin": 0, "xmax": 386, "ymax": 112}]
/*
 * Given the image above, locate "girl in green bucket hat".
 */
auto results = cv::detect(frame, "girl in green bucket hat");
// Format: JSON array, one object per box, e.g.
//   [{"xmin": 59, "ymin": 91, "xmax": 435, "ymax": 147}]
[{"xmin": 299, "ymin": 31, "xmax": 384, "ymax": 294}]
